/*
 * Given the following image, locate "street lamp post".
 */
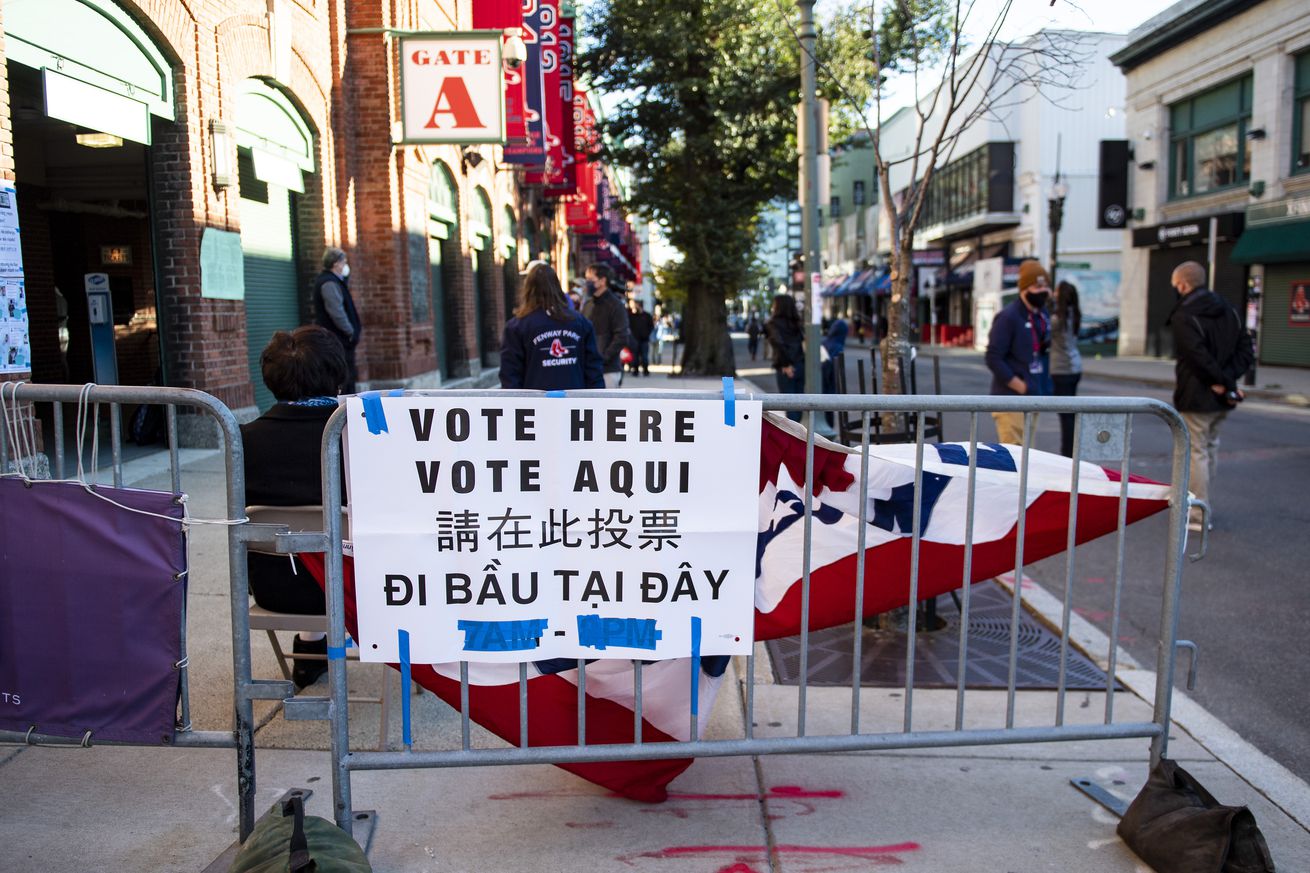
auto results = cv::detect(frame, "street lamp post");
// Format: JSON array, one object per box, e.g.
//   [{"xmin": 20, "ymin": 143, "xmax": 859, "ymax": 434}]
[{"xmin": 1048, "ymin": 174, "xmax": 1068, "ymax": 288}]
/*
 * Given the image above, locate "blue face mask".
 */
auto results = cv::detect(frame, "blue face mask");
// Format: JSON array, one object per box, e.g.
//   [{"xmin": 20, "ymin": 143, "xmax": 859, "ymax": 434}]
[{"xmin": 585, "ymin": 280, "xmax": 596, "ymax": 294}]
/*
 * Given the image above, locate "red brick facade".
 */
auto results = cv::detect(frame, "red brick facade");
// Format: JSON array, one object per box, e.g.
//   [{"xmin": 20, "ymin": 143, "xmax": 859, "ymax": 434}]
[{"xmin": 0, "ymin": 0, "xmax": 581, "ymax": 439}]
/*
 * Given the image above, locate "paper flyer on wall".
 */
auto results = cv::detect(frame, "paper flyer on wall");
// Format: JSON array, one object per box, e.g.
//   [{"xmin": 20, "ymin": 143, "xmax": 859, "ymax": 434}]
[{"xmin": 0, "ymin": 279, "xmax": 29, "ymax": 374}]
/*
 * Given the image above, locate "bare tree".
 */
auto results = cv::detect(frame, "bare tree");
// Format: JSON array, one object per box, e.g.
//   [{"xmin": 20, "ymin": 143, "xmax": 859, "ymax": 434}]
[{"xmin": 814, "ymin": 1, "xmax": 1091, "ymax": 406}]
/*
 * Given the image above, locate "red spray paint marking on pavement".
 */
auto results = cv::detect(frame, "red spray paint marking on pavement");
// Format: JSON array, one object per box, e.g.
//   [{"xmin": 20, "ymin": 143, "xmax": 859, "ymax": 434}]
[
  {"xmin": 622, "ymin": 842, "xmax": 922, "ymax": 868},
  {"xmin": 1074, "ymin": 607, "xmax": 1112, "ymax": 622},
  {"xmin": 667, "ymin": 785, "xmax": 845, "ymax": 801}
]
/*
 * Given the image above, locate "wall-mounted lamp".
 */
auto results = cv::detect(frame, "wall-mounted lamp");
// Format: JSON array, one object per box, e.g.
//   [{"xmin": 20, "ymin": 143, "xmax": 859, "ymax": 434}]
[
  {"xmin": 75, "ymin": 132, "xmax": 123, "ymax": 148},
  {"xmin": 210, "ymin": 120, "xmax": 235, "ymax": 190},
  {"xmin": 1249, "ymin": 180, "xmax": 1266, "ymax": 197},
  {"xmin": 1246, "ymin": 127, "xmax": 1267, "ymax": 141},
  {"xmin": 1138, "ymin": 160, "xmax": 1156, "ymax": 171},
  {"xmin": 461, "ymin": 146, "xmax": 484, "ymax": 170}
]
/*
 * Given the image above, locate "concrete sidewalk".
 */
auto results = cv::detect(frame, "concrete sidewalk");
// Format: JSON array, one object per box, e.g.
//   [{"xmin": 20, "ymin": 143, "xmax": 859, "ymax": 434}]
[{"xmin": 3, "ymin": 370, "xmax": 1307, "ymax": 871}]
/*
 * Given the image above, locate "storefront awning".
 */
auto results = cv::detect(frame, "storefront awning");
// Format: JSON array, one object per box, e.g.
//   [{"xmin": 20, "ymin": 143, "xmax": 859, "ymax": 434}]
[{"xmin": 1231, "ymin": 218, "xmax": 1310, "ymax": 264}]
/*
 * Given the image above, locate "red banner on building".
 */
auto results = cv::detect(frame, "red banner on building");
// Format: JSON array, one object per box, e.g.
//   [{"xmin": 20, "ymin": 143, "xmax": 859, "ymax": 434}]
[
  {"xmin": 472, "ymin": 0, "xmax": 527, "ymax": 145},
  {"xmin": 543, "ymin": 11, "xmax": 576, "ymax": 194}
]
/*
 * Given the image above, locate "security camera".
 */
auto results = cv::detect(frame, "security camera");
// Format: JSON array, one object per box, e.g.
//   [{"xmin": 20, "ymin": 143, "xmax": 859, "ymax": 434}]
[{"xmin": 503, "ymin": 31, "xmax": 527, "ymax": 70}]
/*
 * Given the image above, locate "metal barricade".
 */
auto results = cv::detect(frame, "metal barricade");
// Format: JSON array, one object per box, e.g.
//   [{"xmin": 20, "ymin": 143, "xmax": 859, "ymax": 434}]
[
  {"xmin": 310, "ymin": 390, "xmax": 1197, "ymax": 837},
  {"xmin": 0, "ymin": 383, "xmax": 283, "ymax": 841}
]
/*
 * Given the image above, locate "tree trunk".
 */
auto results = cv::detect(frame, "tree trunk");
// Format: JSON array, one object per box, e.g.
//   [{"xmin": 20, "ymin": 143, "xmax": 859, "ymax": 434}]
[
  {"xmin": 880, "ymin": 241, "xmax": 915, "ymax": 432},
  {"xmin": 679, "ymin": 279, "xmax": 736, "ymax": 376}
]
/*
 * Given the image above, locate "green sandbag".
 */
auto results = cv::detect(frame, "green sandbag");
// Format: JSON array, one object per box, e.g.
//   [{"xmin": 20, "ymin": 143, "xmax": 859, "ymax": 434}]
[{"xmin": 228, "ymin": 795, "xmax": 371, "ymax": 873}]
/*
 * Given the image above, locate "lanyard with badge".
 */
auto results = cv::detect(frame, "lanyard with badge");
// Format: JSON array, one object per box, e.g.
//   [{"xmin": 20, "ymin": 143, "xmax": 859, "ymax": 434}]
[{"xmin": 1028, "ymin": 310, "xmax": 1047, "ymax": 374}]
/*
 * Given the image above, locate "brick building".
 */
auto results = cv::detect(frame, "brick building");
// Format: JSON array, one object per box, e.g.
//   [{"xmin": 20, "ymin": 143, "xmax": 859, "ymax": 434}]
[{"xmin": 0, "ymin": 0, "xmax": 623, "ymax": 443}]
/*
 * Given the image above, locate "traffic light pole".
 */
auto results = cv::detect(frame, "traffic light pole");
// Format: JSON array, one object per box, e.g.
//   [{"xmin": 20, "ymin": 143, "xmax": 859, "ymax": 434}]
[{"xmin": 798, "ymin": 0, "xmax": 821, "ymax": 397}]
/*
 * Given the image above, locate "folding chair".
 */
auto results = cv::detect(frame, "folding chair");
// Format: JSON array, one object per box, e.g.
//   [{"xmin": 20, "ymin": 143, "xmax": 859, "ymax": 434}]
[{"xmin": 245, "ymin": 505, "xmax": 392, "ymax": 749}]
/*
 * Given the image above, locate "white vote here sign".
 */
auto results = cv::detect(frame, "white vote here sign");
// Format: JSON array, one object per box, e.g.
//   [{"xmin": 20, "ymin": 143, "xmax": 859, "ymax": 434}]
[{"xmin": 344, "ymin": 395, "xmax": 762, "ymax": 664}]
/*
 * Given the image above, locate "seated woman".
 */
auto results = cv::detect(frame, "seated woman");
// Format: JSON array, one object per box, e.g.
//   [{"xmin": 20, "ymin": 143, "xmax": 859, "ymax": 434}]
[
  {"xmin": 500, "ymin": 260, "xmax": 605, "ymax": 390},
  {"xmin": 241, "ymin": 325, "xmax": 348, "ymax": 688}
]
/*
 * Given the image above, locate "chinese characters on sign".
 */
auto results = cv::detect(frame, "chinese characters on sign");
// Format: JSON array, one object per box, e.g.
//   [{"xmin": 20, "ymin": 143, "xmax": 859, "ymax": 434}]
[{"xmin": 345, "ymin": 397, "xmax": 762, "ymax": 663}]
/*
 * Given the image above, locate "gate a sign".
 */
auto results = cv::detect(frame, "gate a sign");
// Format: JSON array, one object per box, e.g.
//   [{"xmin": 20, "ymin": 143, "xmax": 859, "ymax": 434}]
[{"xmin": 399, "ymin": 33, "xmax": 505, "ymax": 144}]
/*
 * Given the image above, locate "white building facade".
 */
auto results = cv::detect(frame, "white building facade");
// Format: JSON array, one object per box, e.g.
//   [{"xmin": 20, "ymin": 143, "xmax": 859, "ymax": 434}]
[
  {"xmin": 875, "ymin": 31, "xmax": 1128, "ymax": 347},
  {"xmin": 1112, "ymin": 0, "xmax": 1310, "ymax": 365}
]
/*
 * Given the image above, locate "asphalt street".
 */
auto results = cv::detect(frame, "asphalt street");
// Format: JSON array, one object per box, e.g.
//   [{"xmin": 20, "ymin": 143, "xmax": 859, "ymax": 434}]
[{"xmin": 735, "ymin": 336, "xmax": 1310, "ymax": 781}]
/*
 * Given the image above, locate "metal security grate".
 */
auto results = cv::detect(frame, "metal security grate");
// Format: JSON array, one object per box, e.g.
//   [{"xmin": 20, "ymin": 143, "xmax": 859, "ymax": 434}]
[{"xmin": 766, "ymin": 580, "xmax": 1116, "ymax": 690}]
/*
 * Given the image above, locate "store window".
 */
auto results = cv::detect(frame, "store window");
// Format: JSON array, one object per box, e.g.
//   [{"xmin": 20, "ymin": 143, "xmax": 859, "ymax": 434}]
[
  {"xmin": 1168, "ymin": 75, "xmax": 1252, "ymax": 199},
  {"xmin": 1294, "ymin": 53, "xmax": 1310, "ymax": 174}
]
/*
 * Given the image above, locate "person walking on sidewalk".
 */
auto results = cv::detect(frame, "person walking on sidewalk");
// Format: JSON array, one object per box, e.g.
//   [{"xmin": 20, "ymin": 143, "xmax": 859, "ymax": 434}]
[
  {"xmin": 746, "ymin": 313, "xmax": 762, "ymax": 360},
  {"xmin": 766, "ymin": 293, "xmax": 806, "ymax": 423},
  {"xmin": 582, "ymin": 263, "xmax": 632, "ymax": 388},
  {"xmin": 627, "ymin": 298, "xmax": 654, "ymax": 376},
  {"xmin": 1168, "ymin": 260, "xmax": 1254, "ymax": 532},
  {"xmin": 985, "ymin": 259, "xmax": 1054, "ymax": 445},
  {"xmin": 500, "ymin": 261, "xmax": 604, "ymax": 391},
  {"xmin": 1050, "ymin": 280, "xmax": 1083, "ymax": 458},
  {"xmin": 311, "ymin": 247, "xmax": 362, "ymax": 394}
]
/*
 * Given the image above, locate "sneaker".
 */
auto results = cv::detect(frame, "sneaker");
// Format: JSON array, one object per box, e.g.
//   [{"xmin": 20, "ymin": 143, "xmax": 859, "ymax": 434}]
[{"xmin": 291, "ymin": 636, "xmax": 328, "ymax": 689}]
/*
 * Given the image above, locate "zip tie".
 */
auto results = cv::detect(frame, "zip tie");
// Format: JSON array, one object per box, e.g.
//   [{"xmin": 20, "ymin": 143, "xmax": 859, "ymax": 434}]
[
  {"xmin": 722, "ymin": 377, "xmax": 736, "ymax": 426},
  {"xmin": 174, "ymin": 657, "xmax": 189, "ymax": 669},
  {"xmin": 545, "ymin": 390, "xmax": 566, "ymax": 398},
  {"xmin": 287, "ymin": 553, "xmax": 298, "ymax": 576},
  {"xmin": 327, "ymin": 645, "xmax": 347, "ymax": 661}
]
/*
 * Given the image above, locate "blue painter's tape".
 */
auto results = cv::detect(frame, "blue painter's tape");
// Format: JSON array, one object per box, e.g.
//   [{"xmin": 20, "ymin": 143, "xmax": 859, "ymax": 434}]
[
  {"xmin": 327, "ymin": 646, "xmax": 347, "ymax": 661},
  {"xmin": 545, "ymin": 390, "xmax": 566, "ymax": 398},
  {"xmin": 458, "ymin": 619, "xmax": 549, "ymax": 652},
  {"xmin": 398, "ymin": 629, "xmax": 413, "ymax": 748},
  {"xmin": 690, "ymin": 616, "xmax": 702, "ymax": 716},
  {"xmin": 360, "ymin": 391, "xmax": 388, "ymax": 435},
  {"xmin": 388, "ymin": 388, "xmax": 405, "ymax": 397},
  {"xmin": 722, "ymin": 377, "xmax": 736, "ymax": 426},
  {"xmin": 577, "ymin": 615, "xmax": 662, "ymax": 651}
]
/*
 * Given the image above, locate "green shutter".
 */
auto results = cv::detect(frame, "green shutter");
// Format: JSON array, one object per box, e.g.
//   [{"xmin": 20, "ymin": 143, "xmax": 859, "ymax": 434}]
[
  {"xmin": 1261, "ymin": 264, "xmax": 1310, "ymax": 367},
  {"xmin": 240, "ymin": 151, "xmax": 300, "ymax": 411},
  {"xmin": 430, "ymin": 238, "xmax": 448, "ymax": 378}
]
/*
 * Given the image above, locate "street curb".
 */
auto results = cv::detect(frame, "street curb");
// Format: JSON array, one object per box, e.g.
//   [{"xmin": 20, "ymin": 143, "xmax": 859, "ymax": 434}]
[
  {"xmin": 1079, "ymin": 369, "xmax": 1310, "ymax": 409},
  {"xmin": 998, "ymin": 574, "xmax": 1310, "ymax": 831}
]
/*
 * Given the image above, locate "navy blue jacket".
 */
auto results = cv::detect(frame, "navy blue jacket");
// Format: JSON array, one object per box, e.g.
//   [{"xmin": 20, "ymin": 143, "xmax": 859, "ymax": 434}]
[
  {"xmin": 500, "ymin": 309, "xmax": 605, "ymax": 390},
  {"xmin": 985, "ymin": 298, "xmax": 1052, "ymax": 396}
]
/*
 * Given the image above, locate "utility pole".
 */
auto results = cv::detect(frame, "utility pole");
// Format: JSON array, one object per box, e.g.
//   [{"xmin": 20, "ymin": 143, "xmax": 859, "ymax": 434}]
[{"xmin": 798, "ymin": 0, "xmax": 821, "ymax": 395}]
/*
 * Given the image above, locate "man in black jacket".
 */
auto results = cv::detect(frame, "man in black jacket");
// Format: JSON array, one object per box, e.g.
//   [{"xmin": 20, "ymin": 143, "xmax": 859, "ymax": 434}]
[
  {"xmin": 1169, "ymin": 260, "xmax": 1254, "ymax": 532},
  {"xmin": 627, "ymin": 298, "xmax": 655, "ymax": 376},
  {"xmin": 582, "ymin": 263, "xmax": 631, "ymax": 388},
  {"xmin": 312, "ymin": 247, "xmax": 362, "ymax": 393}
]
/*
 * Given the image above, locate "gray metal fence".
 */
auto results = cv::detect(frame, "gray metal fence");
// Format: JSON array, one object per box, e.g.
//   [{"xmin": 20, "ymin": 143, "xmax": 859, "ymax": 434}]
[
  {"xmin": 308, "ymin": 390, "xmax": 1200, "ymax": 836},
  {"xmin": 0, "ymin": 383, "xmax": 280, "ymax": 841}
]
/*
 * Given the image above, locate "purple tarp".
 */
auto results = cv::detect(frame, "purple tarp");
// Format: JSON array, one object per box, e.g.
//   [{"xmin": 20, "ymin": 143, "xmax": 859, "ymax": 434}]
[{"xmin": 0, "ymin": 478, "xmax": 187, "ymax": 744}]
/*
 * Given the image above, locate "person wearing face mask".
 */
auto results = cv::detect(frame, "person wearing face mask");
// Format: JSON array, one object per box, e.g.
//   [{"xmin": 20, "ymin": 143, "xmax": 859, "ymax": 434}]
[
  {"xmin": 312, "ymin": 246, "xmax": 362, "ymax": 393},
  {"xmin": 581, "ymin": 262, "xmax": 632, "ymax": 388},
  {"xmin": 985, "ymin": 259, "xmax": 1054, "ymax": 445}
]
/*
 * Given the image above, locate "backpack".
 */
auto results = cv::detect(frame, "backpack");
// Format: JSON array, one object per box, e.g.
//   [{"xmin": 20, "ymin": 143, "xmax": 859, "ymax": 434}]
[
  {"xmin": 1196, "ymin": 297, "xmax": 1254, "ymax": 388},
  {"xmin": 228, "ymin": 794, "xmax": 372, "ymax": 873}
]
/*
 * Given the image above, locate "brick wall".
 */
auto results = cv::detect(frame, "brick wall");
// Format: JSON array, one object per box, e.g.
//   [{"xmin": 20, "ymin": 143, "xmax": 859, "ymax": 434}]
[{"xmin": 2, "ymin": 0, "xmax": 584, "ymax": 420}]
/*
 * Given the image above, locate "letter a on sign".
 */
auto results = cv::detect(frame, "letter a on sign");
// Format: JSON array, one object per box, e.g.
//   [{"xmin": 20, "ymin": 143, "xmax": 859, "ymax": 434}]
[
  {"xmin": 426, "ymin": 78, "xmax": 485, "ymax": 129},
  {"xmin": 400, "ymin": 33, "xmax": 505, "ymax": 144}
]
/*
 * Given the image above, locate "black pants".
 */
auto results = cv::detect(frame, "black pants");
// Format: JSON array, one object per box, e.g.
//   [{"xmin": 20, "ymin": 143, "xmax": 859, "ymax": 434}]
[
  {"xmin": 249, "ymin": 553, "xmax": 327, "ymax": 615},
  {"xmin": 1052, "ymin": 372, "xmax": 1081, "ymax": 458}
]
